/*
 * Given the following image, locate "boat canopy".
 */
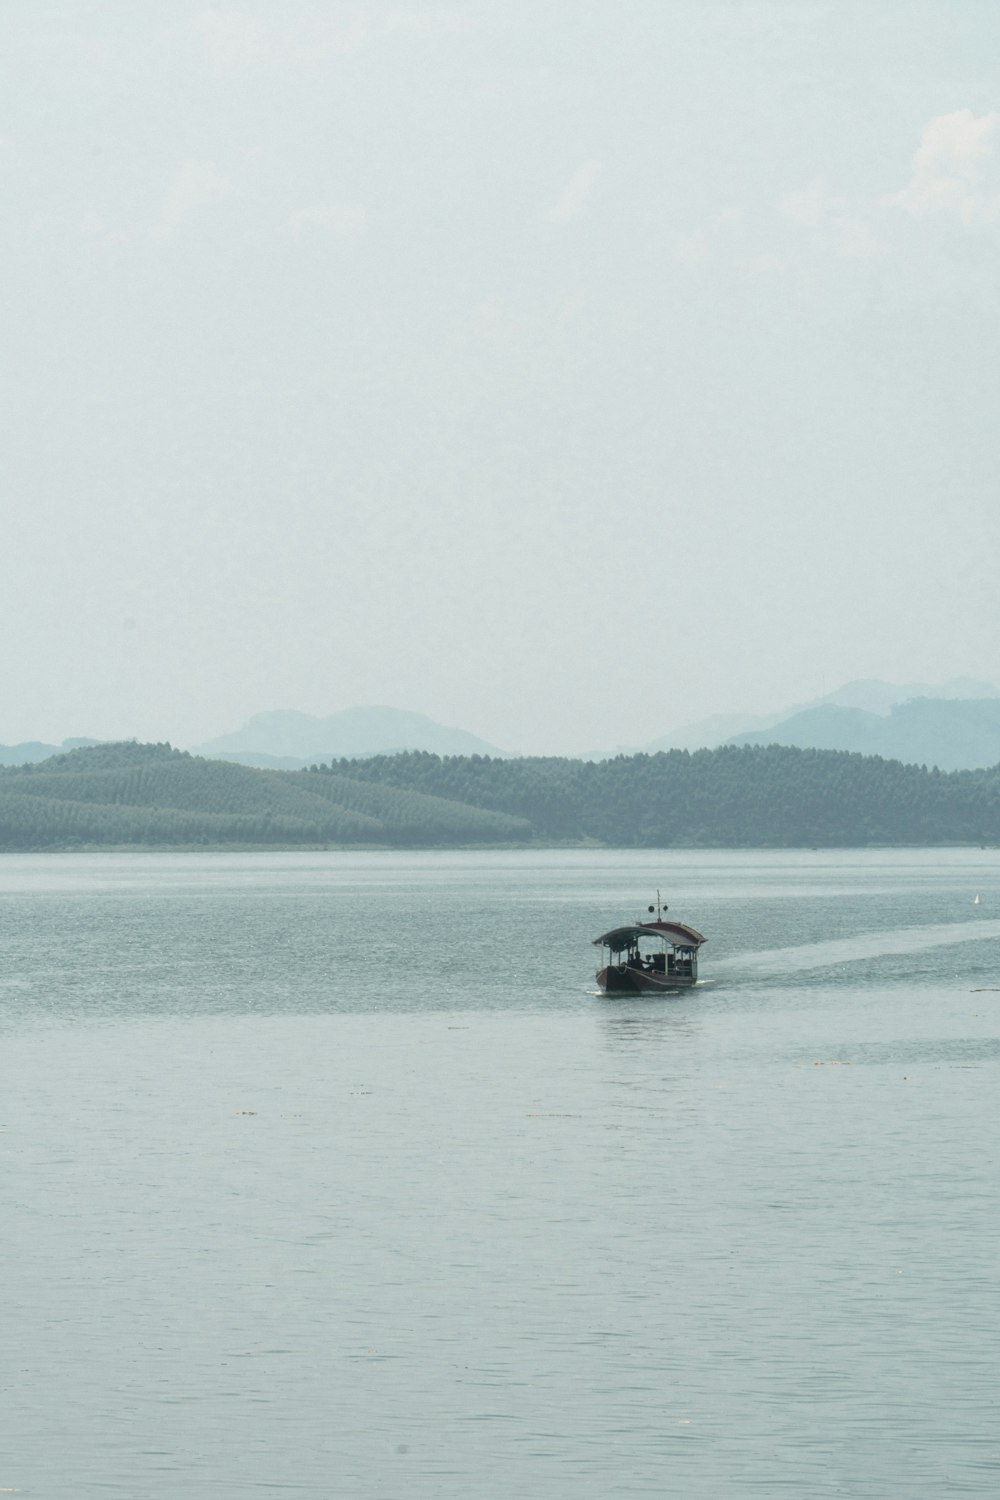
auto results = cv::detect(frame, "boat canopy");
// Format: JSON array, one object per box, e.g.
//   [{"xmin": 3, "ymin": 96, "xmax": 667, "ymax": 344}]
[{"xmin": 593, "ymin": 921, "xmax": 707, "ymax": 952}]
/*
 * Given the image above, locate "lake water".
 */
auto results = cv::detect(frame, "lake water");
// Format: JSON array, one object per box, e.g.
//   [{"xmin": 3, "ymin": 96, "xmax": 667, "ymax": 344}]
[{"xmin": 3, "ymin": 847, "xmax": 1000, "ymax": 1497}]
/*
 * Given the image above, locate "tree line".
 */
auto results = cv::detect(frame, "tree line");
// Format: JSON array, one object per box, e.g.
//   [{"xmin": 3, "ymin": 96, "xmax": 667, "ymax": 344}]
[
  {"xmin": 322, "ymin": 743, "xmax": 1000, "ymax": 846},
  {"xmin": 1, "ymin": 739, "xmax": 999, "ymax": 849}
]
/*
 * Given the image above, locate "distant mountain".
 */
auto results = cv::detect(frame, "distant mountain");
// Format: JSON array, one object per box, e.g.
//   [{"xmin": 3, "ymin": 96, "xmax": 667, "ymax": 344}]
[
  {"xmin": 728, "ymin": 696, "xmax": 1000, "ymax": 771},
  {"xmin": 642, "ymin": 711, "xmax": 786, "ymax": 754},
  {"xmin": 201, "ymin": 750, "xmax": 329, "ymax": 771},
  {"xmin": 193, "ymin": 706, "xmax": 504, "ymax": 765},
  {"xmin": 0, "ymin": 737, "xmax": 101, "ymax": 766},
  {"xmin": 816, "ymin": 677, "xmax": 998, "ymax": 715},
  {"xmin": 644, "ymin": 678, "xmax": 1000, "ymax": 753}
]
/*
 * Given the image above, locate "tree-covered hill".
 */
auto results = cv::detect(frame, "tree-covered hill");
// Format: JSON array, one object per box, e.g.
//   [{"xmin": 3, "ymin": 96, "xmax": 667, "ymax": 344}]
[
  {"xmin": 328, "ymin": 744, "xmax": 1000, "ymax": 847},
  {"xmin": 2, "ymin": 739, "xmax": 1000, "ymax": 849},
  {"xmin": 0, "ymin": 742, "xmax": 531, "ymax": 849}
]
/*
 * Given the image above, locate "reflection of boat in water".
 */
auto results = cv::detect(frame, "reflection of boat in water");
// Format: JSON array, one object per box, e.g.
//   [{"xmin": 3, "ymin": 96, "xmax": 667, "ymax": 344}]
[{"xmin": 593, "ymin": 893, "xmax": 706, "ymax": 994}]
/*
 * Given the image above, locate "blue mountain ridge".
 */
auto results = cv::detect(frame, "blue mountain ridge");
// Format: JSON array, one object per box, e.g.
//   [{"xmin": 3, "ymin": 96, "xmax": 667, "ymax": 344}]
[
  {"xmin": 727, "ymin": 697, "xmax": 1000, "ymax": 771},
  {"xmin": 191, "ymin": 706, "xmax": 505, "ymax": 765}
]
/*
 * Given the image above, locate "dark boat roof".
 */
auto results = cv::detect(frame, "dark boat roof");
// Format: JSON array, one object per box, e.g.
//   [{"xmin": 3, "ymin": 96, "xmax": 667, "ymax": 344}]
[{"xmin": 593, "ymin": 920, "xmax": 707, "ymax": 950}]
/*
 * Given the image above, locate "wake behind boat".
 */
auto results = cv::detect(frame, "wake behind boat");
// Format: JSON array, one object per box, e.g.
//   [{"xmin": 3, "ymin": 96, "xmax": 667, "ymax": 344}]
[{"xmin": 594, "ymin": 893, "xmax": 706, "ymax": 994}]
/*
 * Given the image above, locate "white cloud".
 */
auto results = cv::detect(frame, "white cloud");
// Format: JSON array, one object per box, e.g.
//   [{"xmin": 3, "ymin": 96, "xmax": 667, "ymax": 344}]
[
  {"xmin": 191, "ymin": 8, "xmax": 268, "ymax": 71},
  {"xmin": 155, "ymin": 160, "xmax": 232, "ymax": 239},
  {"xmin": 545, "ymin": 159, "xmax": 602, "ymax": 224},
  {"xmin": 669, "ymin": 208, "xmax": 743, "ymax": 269},
  {"xmin": 735, "ymin": 252, "xmax": 791, "ymax": 278},
  {"xmin": 558, "ymin": 290, "xmax": 587, "ymax": 324},
  {"xmin": 192, "ymin": 7, "xmax": 368, "ymax": 73},
  {"xmin": 290, "ymin": 201, "xmax": 368, "ymax": 237},
  {"xmin": 835, "ymin": 215, "xmax": 884, "ymax": 260},
  {"xmin": 892, "ymin": 109, "xmax": 1000, "ymax": 224},
  {"xmin": 780, "ymin": 179, "xmax": 885, "ymax": 259},
  {"xmin": 79, "ymin": 212, "xmax": 131, "ymax": 249},
  {"xmin": 469, "ymin": 297, "xmax": 504, "ymax": 342},
  {"xmin": 382, "ymin": 8, "xmax": 471, "ymax": 35},
  {"xmin": 780, "ymin": 180, "xmax": 833, "ymax": 229},
  {"xmin": 671, "ymin": 230, "xmax": 711, "ymax": 267}
]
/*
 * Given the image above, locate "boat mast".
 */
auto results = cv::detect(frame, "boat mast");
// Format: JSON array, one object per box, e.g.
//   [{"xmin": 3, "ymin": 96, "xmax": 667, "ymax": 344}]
[{"xmin": 647, "ymin": 890, "xmax": 669, "ymax": 921}]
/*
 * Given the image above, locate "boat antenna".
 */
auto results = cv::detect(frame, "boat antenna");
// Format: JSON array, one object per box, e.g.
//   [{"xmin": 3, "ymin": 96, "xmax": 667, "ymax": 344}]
[{"xmin": 646, "ymin": 890, "xmax": 668, "ymax": 920}]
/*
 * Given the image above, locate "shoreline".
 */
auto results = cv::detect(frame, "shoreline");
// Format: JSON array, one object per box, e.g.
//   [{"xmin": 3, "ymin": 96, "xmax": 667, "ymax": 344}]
[{"xmin": 0, "ymin": 840, "xmax": 994, "ymax": 856}]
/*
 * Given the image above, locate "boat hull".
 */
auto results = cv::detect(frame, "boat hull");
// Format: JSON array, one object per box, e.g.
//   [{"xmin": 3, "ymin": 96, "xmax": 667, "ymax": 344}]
[{"xmin": 596, "ymin": 963, "xmax": 696, "ymax": 994}]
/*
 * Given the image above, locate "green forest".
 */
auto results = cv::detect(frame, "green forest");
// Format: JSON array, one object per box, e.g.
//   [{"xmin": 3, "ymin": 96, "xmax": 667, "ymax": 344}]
[
  {"xmin": 1, "ymin": 739, "xmax": 1000, "ymax": 850},
  {"xmin": 0, "ymin": 742, "xmax": 531, "ymax": 849}
]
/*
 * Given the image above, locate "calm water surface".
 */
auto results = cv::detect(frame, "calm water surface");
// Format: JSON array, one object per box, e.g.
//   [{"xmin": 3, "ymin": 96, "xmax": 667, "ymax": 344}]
[{"xmin": 3, "ymin": 848, "xmax": 1000, "ymax": 1497}]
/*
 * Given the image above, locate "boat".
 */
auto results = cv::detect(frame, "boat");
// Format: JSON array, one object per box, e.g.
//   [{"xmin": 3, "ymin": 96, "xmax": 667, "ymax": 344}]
[{"xmin": 593, "ymin": 893, "xmax": 706, "ymax": 994}]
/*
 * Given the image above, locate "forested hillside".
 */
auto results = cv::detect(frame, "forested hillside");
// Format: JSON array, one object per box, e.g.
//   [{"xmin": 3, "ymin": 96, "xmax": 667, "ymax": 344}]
[
  {"xmin": 2, "ymin": 740, "xmax": 1000, "ymax": 849},
  {"xmin": 328, "ymin": 745, "xmax": 1000, "ymax": 847},
  {"xmin": 0, "ymin": 742, "xmax": 531, "ymax": 849}
]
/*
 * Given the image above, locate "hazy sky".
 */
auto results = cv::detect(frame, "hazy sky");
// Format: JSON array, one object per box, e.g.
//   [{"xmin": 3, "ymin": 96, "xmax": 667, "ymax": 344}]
[{"xmin": 3, "ymin": 1, "xmax": 999, "ymax": 753}]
